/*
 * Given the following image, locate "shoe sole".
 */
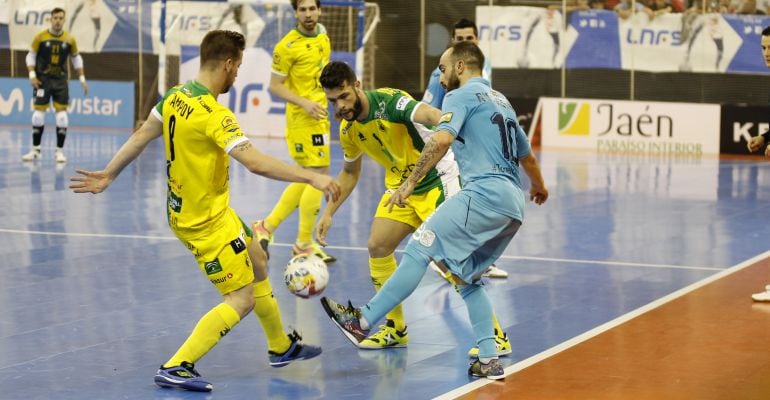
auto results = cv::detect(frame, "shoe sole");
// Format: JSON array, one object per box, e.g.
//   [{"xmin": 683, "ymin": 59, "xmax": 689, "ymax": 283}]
[
  {"xmin": 358, "ymin": 342, "xmax": 408, "ymax": 349},
  {"xmin": 154, "ymin": 376, "xmax": 213, "ymax": 392},
  {"xmin": 320, "ymin": 298, "xmax": 366, "ymax": 348},
  {"xmin": 268, "ymin": 349, "xmax": 322, "ymax": 368}
]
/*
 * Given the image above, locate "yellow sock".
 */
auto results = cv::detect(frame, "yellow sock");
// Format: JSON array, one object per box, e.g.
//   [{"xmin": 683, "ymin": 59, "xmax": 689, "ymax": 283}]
[
  {"xmin": 493, "ymin": 314, "xmax": 503, "ymax": 337},
  {"xmin": 253, "ymin": 279, "xmax": 291, "ymax": 354},
  {"xmin": 370, "ymin": 254, "xmax": 405, "ymax": 330},
  {"xmin": 164, "ymin": 302, "xmax": 241, "ymax": 367},
  {"xmin": 265, "ymin": 183, "xmax": 306, "ymax": 230},
  {"xmin": 297, "ymin": 185, "xmax": 323, "ymax": 244}
]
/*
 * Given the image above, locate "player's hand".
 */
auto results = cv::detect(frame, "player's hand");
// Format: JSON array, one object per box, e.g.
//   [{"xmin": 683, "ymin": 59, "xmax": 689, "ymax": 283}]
[
  {"xmin": 81, "ymin": 81, "xmax": 89, "ymax": 96},
  {"xmin": 748, "ymin": 136, "xmax": 766, "ymax": 153},
  {"xmin": 303, "ymin": 99, "xmax": 328, "ymax": 121},
  {"xmin": 30, "ymin": 77, "xmax": 41, "ymax": 89},
  {"xmin": 70, "ymin": 169, "xmax": 113, "ymax": 194},
  {"xmin": 530, "ymin": 186, "xmax": 549, "ymax": 205},
  {"xmin": 315, "ymin": 213, "xmax": 333, "ymax": 247},
  {"xmin": 764, "ymin": 145, "xmax": 770, "ymax": 158},
  {"xmin": 310, "ymin": 175, "xmax": 340, "ymax": 203},
  {"xmin": 385, "ymin": 182, "xmax": 415, "ymax": 212}
]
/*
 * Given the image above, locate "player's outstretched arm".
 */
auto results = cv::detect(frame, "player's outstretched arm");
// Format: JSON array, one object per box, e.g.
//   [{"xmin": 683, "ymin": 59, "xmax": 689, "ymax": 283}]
[
  {"xmin": 229, "ymin": 140, "xmax": 340, "ymax": 201},
  {"xmin": 411, "ymin": 101, "xmax": 443, "ymax": 127},
  {"xmin": 520, "ymin": 152, "xmax": 548, "ymax": 205},
  {"xmin": 316, "ymin": 157, "xmax": 362, "ymax": 246},
  {"xmin": 70, "ymin": 116, "xmax": 162, "ymax": 194}
]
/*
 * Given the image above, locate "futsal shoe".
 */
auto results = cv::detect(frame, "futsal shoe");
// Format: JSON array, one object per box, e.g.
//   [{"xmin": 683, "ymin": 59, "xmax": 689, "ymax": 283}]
[
  {"xmin": 467, "ymin": 329, "xmax": 512, "ymax": 358},
  {"xmin": 21, "ymin": 148, "xmax": 41, "ymax": 161},
  {"xmin": 293, "ymin": 241, "xmax": 337, "ymax": 264},
  {"xmin": 54, "ymin": 148, "xmax": 67, "ymax": 163},
  {"xmin": 359, "ymin": 319, "xmax": 408, "ymax": 349},
  {"xmin": 751, "ymin": 286, "xmax": 770, "ymax": 302},
  {"xmin": 482, "ymin": 264, "xmax": 508, "ymax": 279},
  {"xmin": 251, "ymin": 220, "xmax": 273, "ymax": 259},
  {"xmin": 468, "ymin": 358, "xmax": 505, "ymax": 380},
  {"xmin": 320, "ymin": 297, "xmax": 370, "ymax": 346},
  {"xmin": 154, "ymin": 361, "xmax": 213, "ymax": 392},
  {"xmin": 268, "ymin": 330, "xmax": 322, "ymax": 367}
]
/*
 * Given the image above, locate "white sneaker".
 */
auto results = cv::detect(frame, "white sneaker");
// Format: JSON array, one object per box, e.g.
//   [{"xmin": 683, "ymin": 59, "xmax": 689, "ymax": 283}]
[
  {"xmin": 55, "ymin": 149, "xmax": 67, "ymax": 163},
  {"xmin": 22, "ymin": 149, "xmax": 41, "ymax": 161},
  {"xmin": 752, "ymin": 289, "xmax": 770, "ymax": 302},
  {"xmin": 482, "ymin": 264, "xmax": 508, "ymax": 279}
]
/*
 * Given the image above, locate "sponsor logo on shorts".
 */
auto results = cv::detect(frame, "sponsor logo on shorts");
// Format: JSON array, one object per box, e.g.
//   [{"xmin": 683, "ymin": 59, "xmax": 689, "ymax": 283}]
[
  {"xmin": 419, "ymin": 229, "xmax": 436, "ymax": 247},
  {"xmin": 295, "ymin": 143, "xmax": 304, "ymax": 153},
  {"xmin": 230, "ymin": 237, "xmax": 246, "ymax": 254},
  {"xmin": 210, "ymin": 273, "xmax": 233, "ymax": 285},
  {"xmin": 204, "ymin": 259, "xmax": 223, "ymax": 275},
  {"xmin": 396, "ymin": 96, "xmax": 410, "ymax": 111},
  {"xmin": 312, "ymin": 134, "xmax": 325, "ymax": 146}
]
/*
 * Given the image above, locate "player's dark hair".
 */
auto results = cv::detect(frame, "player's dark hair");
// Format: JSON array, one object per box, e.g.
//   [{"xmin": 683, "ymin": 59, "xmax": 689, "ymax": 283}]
[
  {"xmin": 320, "ymin": 61, "xmax": 357, "ymax": 89},
  {"xmin": 200, "ymin": 30, "xmax": 245, "ymax": 68},
  {"xmin": 51, "ymin": 7, "xmax": 66, "ymax": 16},
  {"xmin": 451, "ymin": 41, "xmax": 485, "ymax": 72},
  {"xmin": 763, "ymin": 26, "xmax": 770, "ymax": 36},
  {"xmin": 453, "ymin": 18, "xmax": 478, "ymax": 38},
  {"xmin": 291, "ymin": 0, "xmax": 321, "ymax": 11}
]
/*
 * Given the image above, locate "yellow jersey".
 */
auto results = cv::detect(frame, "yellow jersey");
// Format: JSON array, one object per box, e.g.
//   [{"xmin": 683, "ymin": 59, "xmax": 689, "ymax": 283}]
[
  {"xmin": 30, "ymin": 29, "xmax": 79, "ymax": 77},
  {"xmin": 340, "ymin": 88, "xmax": 441, "ymax": 194},
  {"xmin": 152, "ymin": 80, "xmax": 249, "ymax": 235},
  {"xmin": 271, "ymin": 24, "xmax": 331, "ymax": 129}
]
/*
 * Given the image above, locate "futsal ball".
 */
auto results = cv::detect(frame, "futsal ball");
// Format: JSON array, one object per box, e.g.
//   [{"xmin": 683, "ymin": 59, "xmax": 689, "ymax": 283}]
[{"xmin": 283, "ymin": 254, "xmax": 329, "ymax": 298}]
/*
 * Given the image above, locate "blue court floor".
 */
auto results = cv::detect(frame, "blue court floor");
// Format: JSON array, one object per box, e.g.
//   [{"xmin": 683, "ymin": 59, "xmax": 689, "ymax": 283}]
[{"xmin": 1, "ymin": 127, "xmax": 770, "ymax": 399}]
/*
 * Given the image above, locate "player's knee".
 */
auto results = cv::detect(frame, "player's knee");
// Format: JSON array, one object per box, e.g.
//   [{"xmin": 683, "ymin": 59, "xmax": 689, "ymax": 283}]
[
  {"xmin": 31, "ymin": 110, "xmax": 45, "ymax": 126},
  {"xmin": 55, "ymin": 111, "xmax": 68, "ymax": 128},
  {"xmin": 367, "ymin": 239, "xmax": 396, "ymax": 258}
]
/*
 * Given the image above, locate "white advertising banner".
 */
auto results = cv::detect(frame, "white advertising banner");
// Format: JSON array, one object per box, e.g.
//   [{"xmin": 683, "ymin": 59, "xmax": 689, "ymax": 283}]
[
  {"xmin": 180, "ymin": 47, "xmax": 285, "ymax": 137},
  {"xmin": 540, "ymin": 97, "xmax": 721, "ymax": 155}
]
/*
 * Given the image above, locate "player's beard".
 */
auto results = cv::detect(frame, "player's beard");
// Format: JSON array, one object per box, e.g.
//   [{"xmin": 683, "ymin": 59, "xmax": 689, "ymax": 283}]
[
  {"xmin": 442, "ymin": 70, "xmax": 461, "ymax": 92},
  {"xmin": 302, "ymin": 19, "xmax": 317, "ymax": 32},
  {"xmin": 338, "ymin": 91, "xmax": 364, "ymax": 121}
]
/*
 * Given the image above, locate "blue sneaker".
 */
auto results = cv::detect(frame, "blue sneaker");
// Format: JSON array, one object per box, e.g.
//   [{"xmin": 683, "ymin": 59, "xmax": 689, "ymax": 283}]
[
  {"xmin": 268, "ymin": 330, "xmax": 322, "ymax": 367},
  {"xmin": 154, "ymin": 361, "xmax": 213, "ymax": 392},
  {"xmin": 320, "ymin": 297, "xmax": 370, "ymax": 347}
]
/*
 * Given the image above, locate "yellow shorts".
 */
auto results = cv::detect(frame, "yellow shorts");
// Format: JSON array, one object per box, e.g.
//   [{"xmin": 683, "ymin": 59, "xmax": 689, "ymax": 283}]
[
  {"xmin": 373, "ymin": 185, "xmax": 445, "ymax": 229},
  {"xmin": 286, "ymin": 121, "xmax": 331, "ymax": 167},
  {"xmin": 175, "ymin": 208, "xmax": 255, "ymax": 295}
]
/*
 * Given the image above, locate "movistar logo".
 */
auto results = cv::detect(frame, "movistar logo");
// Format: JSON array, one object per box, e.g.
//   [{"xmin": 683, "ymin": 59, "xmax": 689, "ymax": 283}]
[
  {"xmin": 0, "ymin": 88, "xmax": 24, "ymax": 116},
  {"xmin": 558, "ymin": 102, "xmax": 591, "ymax": 135}
]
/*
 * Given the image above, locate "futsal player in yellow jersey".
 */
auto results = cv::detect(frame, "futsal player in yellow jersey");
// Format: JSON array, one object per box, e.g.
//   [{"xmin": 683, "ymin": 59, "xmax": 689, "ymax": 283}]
[
  {"xmin": 70, "ymin": 30, "xmax": 340, "ymax": 392},
  {"xmin": 314, "ymin": 61, "xmax": 512, "ymax": 356},
  {"xmin": 253, "ymin": 0, "xmax": 335, "ymax": 262}
]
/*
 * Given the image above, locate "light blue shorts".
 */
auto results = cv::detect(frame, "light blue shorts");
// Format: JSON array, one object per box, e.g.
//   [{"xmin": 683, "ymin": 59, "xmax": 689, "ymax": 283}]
[{"xmin": 405, "ymin": 190, "xmax": 521, "ymax": 283}]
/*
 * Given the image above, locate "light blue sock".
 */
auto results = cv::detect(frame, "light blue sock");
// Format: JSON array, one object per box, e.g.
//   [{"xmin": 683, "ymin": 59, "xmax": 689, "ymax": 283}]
[
  {"xmin": 458, "ymin": 283, "xmax": 496, "ymax": 359},
  {"xmin": 361, "ymin": 250, "xmax": 429, "ymax": 326}
]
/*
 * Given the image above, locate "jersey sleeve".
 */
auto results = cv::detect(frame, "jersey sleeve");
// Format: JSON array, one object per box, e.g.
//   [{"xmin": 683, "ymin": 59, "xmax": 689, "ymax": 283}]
[
  {"xmin": 514, "ymin": 118, "xmax": 532, "ymax": 159},
  {"xmin": 422, "ymin": 68, "xmax": 445, "ymax": 109},
  {"xmin": 271, "ymin": 40, "xmax": 293, "ymax": 76},
  {"xmin": 436, "ymin": 91, "xmax": 468, "ymax": 138},
  {"xmin": 385, "ymin": 90, "xmax": 420, "ymax": 124},
  {"xmin": 69, "ymin": 35, "xmax": 79, "ymax": 55},
  {"xmin": 339, "ymin": 122, "xmax": 363, "ymax": 162},
  {"xmin": 30, "ymin": 32, "xmax": 42, "ymax": 52},
  {"xmin": 209, "ymin": 108, "xmax": 248, "ymax": 153}
]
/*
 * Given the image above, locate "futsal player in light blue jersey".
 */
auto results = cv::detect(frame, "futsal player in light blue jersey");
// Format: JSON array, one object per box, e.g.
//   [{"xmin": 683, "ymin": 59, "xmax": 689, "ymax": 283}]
[{"xmin": 321, "ymin": 41, "xmax": 548, "ymax": 380}]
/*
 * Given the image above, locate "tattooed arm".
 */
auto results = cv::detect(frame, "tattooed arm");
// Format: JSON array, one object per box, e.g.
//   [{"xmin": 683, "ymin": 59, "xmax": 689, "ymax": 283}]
[{"xmin": 385, "ymin": 130, "xmax": 454, "ymax": 211}]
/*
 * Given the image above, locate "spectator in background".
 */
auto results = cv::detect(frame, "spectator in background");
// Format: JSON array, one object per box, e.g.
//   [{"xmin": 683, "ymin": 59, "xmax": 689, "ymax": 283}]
[
  {"xmin": 590, "ymin": 0, "xmax": 606, "ymax": 9},
  {"xmin": 649, "ymin": 0, "xmax": 674, "ymax": 17},
  {"xmin": 739, "ymin": 0, "xmax": 766, "ymax": 14},
  {"xmin": 749, "ymin": 26, "xmax": 770, "ymax": 301},
  {"xmin": 614, "ymin": 0, "xmax": 653, "ymax": 19}
]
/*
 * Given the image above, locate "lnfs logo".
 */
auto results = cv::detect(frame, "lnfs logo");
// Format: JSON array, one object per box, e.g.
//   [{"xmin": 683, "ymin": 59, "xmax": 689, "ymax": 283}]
[
  {"xmin": 0, "ymin": 88, "xmax": 24, "ymax": 116},
  {"xmin": 558, "ymin": 102, "xmax": 590, "ymax": 135}
]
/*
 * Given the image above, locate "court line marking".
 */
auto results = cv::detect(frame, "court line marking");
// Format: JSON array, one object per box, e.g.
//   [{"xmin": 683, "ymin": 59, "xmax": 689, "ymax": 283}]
[
  {"xmin": 433, "ymin": 249, "xmax": 770, "ymax": 400},
  {"xmin": 0, "ymin": 228, "xmax": 721, "ymax": 271}
]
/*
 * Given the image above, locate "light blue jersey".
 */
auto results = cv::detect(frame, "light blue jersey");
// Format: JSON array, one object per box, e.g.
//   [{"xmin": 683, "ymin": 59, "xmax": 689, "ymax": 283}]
[
  {"xmin": 437, "ymin": 77, "xmax": 531, "ymax": 222},
  {"xmin": 422, "ymin": 57, "xmax": 492, "ymax": 109}
]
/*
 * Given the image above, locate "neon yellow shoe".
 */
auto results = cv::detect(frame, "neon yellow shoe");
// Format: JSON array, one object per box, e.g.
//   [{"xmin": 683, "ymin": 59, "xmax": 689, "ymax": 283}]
[
  {"xmin": 467, "ymin": 329, "xmax": 512, "ymax": 358},
  {"xmin": 292, "ymin": 241, "xmax": 337, "ymax": 264},
  {"xmin": 359, "ymin": 320, "xmax": 408, "ymax": 349},
  {"xmin": 251, "ymin": 220, "xmax": 274, "ymax": 258}
]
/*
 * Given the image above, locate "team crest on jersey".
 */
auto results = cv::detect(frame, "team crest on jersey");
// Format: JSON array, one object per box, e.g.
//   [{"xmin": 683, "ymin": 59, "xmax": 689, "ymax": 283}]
[{"xmin": 439, "ymin": 112, "xmax": 453, "ymax": 124}]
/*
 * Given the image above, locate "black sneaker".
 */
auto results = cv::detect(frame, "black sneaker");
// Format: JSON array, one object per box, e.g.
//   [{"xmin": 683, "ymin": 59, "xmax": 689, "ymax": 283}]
[{"xmin": 154, "ymin": 361, "xmax": 213, "ymax": 391}]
